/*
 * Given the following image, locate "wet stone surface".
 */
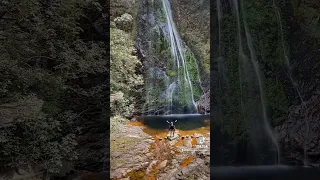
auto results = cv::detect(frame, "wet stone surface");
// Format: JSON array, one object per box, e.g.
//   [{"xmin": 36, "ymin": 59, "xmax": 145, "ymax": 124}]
[{"xmin": 110, "ymin": 121, "xmax": 210, "ymax": 180}]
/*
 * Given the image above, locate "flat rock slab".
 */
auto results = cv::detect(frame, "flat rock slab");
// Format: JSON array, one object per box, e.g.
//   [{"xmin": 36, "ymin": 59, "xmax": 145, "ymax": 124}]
[
  {"xmin": 166, "ymin": 133, "xmax": 180, "ymax": 141},
  {"xmin": 110, "ymin": 123, "xmax": 154, "ymax": 179}
]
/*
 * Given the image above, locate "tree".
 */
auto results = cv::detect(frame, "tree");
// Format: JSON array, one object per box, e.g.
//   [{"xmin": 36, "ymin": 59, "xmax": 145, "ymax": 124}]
[{"xmin": 110, "ymin": 28, "xmax": 143, "ymax": 116}]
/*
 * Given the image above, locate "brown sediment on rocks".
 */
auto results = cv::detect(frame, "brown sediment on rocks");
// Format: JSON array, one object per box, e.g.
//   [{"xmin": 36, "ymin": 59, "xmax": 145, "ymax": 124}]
[
  {"xmin": 111, "ymin": 119, "xmax": 210, "ymax": 180},
  {"xmin": 180, "ymin": 156, "xmax": 195, "ymax": 168}
]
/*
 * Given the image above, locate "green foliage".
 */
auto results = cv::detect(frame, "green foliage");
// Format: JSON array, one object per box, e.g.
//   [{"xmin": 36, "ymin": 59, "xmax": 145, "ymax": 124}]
[
  {"xmin": 0, "ymin": 96, "xmax": 77, "ymax": 173},
  {"xmin": 110, "ymin": 28, "xmax": 143, "ymax": 116},
  {"xmin": 185, "ymin": 50, "xmax": 201, "ymax": 100},
  {"xmin": 111, "ymin": 96, "xmax": 135, "ymax": 117},
  {"xmin": 154, "ymin": 1, "xmax": 166, "ymax": 24},
  {"xmin": 167, "ymin": 70, "xmax": 177, "ymax": 77},
  {"xmin": 185, "ymin": 51, "xmax": 197, "ymax": 80},
  {"xmin": 110, "ymin": 28, "xmax": 143, "ymax": 93},
  {"xmin": 110, "ymin": 116, "xmax": 128, "ymax": 133},
  {"xmin": 110, "ymin": 0, "xmax": 135, "ymax": 20},
  {"xmin": 0, "ymin": 0, "xmax": 108, "ymax": 174},
  {"xmin": 242, "ymin": 0, "xmax": 290, "ymax": 125},
  {"xmin": 243, "ymin": 0, "xmax": 285, "ymax": 65},
  {"xmin": 217, "ymin": 13, "xmax": 247, "ymax": 140},
  {"xmin": 156, "ymin": 8, "xmax": 166, "ymax": 23}
]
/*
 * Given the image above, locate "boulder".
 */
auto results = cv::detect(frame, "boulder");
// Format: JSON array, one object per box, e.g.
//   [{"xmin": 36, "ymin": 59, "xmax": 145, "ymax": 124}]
[
  {"xmin": 166, "ymin": 133, "xmax": 180, "ymax": 141},
  {"xmin": 193, "ymin": 133, "xmax": 201, "ymax": 138},
  {"xmin": 183, "ymin": 136, "xmax": 193, "ymax": 148}
]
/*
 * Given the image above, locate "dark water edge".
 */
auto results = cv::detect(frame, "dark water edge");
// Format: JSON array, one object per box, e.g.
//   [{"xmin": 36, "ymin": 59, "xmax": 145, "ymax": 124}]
[
  {"xmin": 139, "ymin": 114, "xmax": 210, "ymax": 130},
  {"xmin": 210, "ymin": 166, "xmax": 320, "ymax": 180}
]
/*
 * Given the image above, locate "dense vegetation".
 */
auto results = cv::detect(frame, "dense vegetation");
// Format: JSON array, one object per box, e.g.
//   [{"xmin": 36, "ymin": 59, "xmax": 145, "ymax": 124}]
[
  {"xmin": 110, "ymin": 0, "xmax": 143, "ymax": 117},
  {"xmin": 0, "ymin": 0, "xmax": 108, "ymax": 175},
  {"xmin": 110, "ymin": 28, "xmax": 143, "ymax": 116}
]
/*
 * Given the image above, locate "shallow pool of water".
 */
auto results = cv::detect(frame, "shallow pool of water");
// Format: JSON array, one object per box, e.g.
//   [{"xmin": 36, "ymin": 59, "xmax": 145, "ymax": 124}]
[{"xmin": 139, "ymin": 114, "xmax": 210, "ymax": 130}]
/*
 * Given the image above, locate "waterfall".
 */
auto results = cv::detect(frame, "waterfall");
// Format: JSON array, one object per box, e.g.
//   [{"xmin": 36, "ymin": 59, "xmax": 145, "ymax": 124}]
[
  {"xmin": 239, "ymin": 0, "xmax": 280, "ymax": 164},
  {"xmin": 231, "ymin": 0, "xmax": 280, "ymax": 164},
  {"xmin": 141, "ymin": 0, "xmax": 203, "ymax": 115},
  {"xmin": 233, "ymin": 0, "xmax": 246, "ymax": 123},
  {"xmin": 162, "ymin": 0, "xmax": 197, "ymax": 112}
]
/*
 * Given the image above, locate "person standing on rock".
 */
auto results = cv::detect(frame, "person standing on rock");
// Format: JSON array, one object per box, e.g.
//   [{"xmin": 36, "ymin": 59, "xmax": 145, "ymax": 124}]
[{"xmin": 166, "ymin": 120, "xmax": 177, "ymax": 137}]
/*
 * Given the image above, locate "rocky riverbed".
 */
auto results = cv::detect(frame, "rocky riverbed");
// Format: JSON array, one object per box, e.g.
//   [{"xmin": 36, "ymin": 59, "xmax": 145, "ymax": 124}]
[{"xmin": 110, "ymin": 119, "xmax": 210, "ymax": 180}]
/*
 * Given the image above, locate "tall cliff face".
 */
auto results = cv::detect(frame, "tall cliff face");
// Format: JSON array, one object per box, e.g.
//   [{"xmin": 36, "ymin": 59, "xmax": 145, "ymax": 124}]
[
  {"xmin": 211, "ymin": 0, "xmax": 320, "ymax": 166},
  {"xmin": 275, "ymin": 0, "xmax": 320, "ymax": 166},
  {"xmin": 170, "ymin": 0, "xmax": 210, "ymax": 114},
  {"xmin": 171, "ymin": 0, "xmax": 210, "ymax": 90},
  {"xmin": 136, "ymin": 0, "xmax": 210, "ymax": 114}
]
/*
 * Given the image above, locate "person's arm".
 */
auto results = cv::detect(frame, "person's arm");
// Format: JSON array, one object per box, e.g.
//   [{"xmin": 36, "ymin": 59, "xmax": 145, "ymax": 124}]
[
  {"xmin": 166, "ymin": 120, "xmax": 170, "ymax": 124},
  {"xmin": 174, "ymin": 120, "xmax": 177, "ymax": 123}
]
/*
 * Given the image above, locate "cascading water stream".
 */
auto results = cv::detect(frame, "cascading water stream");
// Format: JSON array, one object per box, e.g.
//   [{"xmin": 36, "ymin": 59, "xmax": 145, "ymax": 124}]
[
  {"xmin": 241, "ymin": 1, "xmax": 280, "ymax": 164},
  {"xmin": 233, "ymin": 0, "xmax": 246, "ymax": 124},
  {"xmin": 272, "ymin": 0, "xmax": 309, "ymax": 166},
  {"xmin": 235, "ymin": 0, "xmax": 281, "ymax": 164},
  {"xmin": 141, "ymin": 0, "xmax": 205, "ymax": 115},
  {"xmin": 161, "ymin": 0, "xmax": 198, "ymax": 112}
]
